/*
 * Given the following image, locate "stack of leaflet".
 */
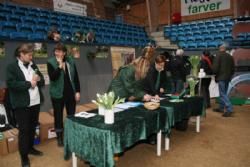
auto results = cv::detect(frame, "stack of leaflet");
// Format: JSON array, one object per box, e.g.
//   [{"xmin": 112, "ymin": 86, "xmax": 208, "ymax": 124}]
[
  {"xmin": 114, "ymin": 102, "xmax": 142, "ymax": 113},
  {"xmin": 75, "ymin": 112, "xmax": 96, "ymax": 118}
]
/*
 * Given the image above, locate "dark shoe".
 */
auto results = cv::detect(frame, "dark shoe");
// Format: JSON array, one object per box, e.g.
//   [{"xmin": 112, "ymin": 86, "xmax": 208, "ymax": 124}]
[
  {"xmin": 57, "ymin": 139, "xmax": 64, "ymax": 147},
  {"xmin": 57, "ymin": 138, "xmax": 64, "ymax": 147},
  {"xmin": 29, "ymin": 147, "xmax": 43, "ymax": 156},
  {"xmin": 222, "ymin": 112, "xmax": 233, "ymax": 117},
  {"xmin": 21, "ymin": 156, "xmax": 30, "ymax": 167},
  {"xmin": 213, "ymin": 108, "xmax": 224, "ymax": 113}
]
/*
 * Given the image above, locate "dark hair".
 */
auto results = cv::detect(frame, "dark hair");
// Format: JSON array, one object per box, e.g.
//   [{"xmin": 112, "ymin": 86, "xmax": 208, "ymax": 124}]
[
  {"xmin": 160, "ymin": 51, "xmax": 170, "ymax": 59},
  {"xmin": 47, "ymin": 26, "xmax": 60, "ymax": 40},
  {"xmin": 15, "ymin": 43, "xmax": 34, "ymax": 57},
  {"xmin": 155, "ymin": 55, "xmax": 166, "ymax": 64},
  {"xmin": 54, "ymin": 43, "xmax": 67, "ymax": 54},
  {"xmin": 203, "ymin": 50, "xmax": 210, "ymax": 57}
]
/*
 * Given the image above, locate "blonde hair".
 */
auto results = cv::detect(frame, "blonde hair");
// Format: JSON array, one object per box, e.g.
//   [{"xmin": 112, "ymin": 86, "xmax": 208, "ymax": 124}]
[
  {"xmin": 131, "ymin": 46, "xmax": 155, "ymax": 80},
  {"xmin": 131, "ymin": 58, "xmax": 151, "ymax": 80}
]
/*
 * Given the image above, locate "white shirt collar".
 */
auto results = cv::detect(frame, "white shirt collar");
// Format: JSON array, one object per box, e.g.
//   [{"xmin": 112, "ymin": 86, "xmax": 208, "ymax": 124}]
[{"xmin": 18, "ymin": 58, "xmax": 33, "ymax": 69}]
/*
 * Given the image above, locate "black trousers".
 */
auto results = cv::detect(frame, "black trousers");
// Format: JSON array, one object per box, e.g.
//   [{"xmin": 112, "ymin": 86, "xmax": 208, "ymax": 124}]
[
  {"xmin": 14, "ymin": 104, "xmax": 40, "ymax": 157},
  {"xmin": 51, "ymin": 97, "xmax": 76, "ymax": 133},
  {"xmin": 201, "ymin": 78, "xmax": 211, "ymax": 108}
]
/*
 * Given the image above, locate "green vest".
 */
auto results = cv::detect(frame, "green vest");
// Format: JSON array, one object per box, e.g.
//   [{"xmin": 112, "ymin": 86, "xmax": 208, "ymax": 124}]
[{"xmin": 48, "ymin": 56, "xmax": 76, "ymax": 98}]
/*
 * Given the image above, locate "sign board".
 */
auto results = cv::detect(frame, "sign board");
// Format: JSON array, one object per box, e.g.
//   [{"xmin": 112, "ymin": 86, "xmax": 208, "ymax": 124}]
[
  {"xmin": 53, "ymin": 0, "xmax": 87, "ymax": 16},
  {"xmin": 181, "ymin": 0, "xmax": 230, "ymax": 16}
]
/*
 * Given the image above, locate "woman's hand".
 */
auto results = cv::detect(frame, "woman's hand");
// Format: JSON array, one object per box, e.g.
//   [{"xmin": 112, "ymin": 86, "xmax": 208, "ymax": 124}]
[
  {"xmin": 160, "ymin": 88, "xmax": 164, "ymax": 93},
  {"xmin": 128, "ymin": 96, "xmax": 136, "ymax": 101},
  {"xmin": 143, "ymin": 94, "xmax": 152, "ymax": 102},
  {"xmin": 75, "ymin": 92, "xmax": 80, "ymax": 102}
]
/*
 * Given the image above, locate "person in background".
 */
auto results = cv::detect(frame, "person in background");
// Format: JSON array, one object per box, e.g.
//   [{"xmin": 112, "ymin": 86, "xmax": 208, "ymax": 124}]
[
  {"xmin": 170, "ymin": 49, "xmax": 186, "ymax": 94},
  {"xmin": 6, "ymin": 43, "xmax": 45, "ymax": 167},
  {"xmin": 47, "ymin": 43, "xmax": 80, "ymax": 146},
  {"xmin": 47, "ymin": 27, "xmax": 61, "ymax": 42},
  {"xmin": 108, "ymin": 46, "xmax": 155, "ymax": 101},
  {"xmin": 212, "ymin": 44, "xmax": 235, "ymax": 117},
  {"xmin": 161, "ymin": 51, "xmax": 174, "ymax": 94},
  {"xmin": 85, "ymin": 31, "xmax": 96, "ymax": 43},
  {"xmin": 199, "ymin": 50, "xmax": 213, "ymax": 108},
  {"xmin": 71, "ymin": 31, "xmax": 85, "ymax": 43},
  {"xmin": 143, "ymin": 54, "xmax": 167, "ymax": 99}
]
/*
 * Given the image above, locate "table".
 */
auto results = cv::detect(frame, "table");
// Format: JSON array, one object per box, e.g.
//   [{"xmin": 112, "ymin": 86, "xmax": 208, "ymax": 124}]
[
  {"xmin": 64, "ymin": 107, "xmax": 167, "ymax": 167},
  {"xmin": 159, "ymin": 96, "xmax": 205, "ymax": 154},
  {"xmin": 64, "ymin": 96, "xmax": 204, "ymax": 167}
]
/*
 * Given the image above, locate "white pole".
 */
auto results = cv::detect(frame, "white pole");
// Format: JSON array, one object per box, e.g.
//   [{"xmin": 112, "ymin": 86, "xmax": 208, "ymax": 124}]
[
  {"xmin": 157, "ymin": 130, "xmax": 162, "ymax": 156},
  {"xmin": 72, "ymin": 152, "xmax": 77, "ymax": 167},
  {"xmin": 165, "ymin": 137, "xmax": 170, "ymax": 151},
  {"xmin": 196, "ymin": 116, "xmax": 200, "ymax": 133}
]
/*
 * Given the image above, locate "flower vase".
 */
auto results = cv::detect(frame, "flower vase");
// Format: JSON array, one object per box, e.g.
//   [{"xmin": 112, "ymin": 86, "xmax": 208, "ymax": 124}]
[
  {"xmin": 192, "ymin": 67, "xmax": 198, "ymax": 77},
  {"xmin": 190, "ymin": 86, "xmax": 195, "ymax": 96},
  {"xmin": 98, "ymin": 106, "xmax": 105, "ymax": 116},
  {"xmin": 104, "ymin": 109, "xmax": 114, "ymax": 124}
]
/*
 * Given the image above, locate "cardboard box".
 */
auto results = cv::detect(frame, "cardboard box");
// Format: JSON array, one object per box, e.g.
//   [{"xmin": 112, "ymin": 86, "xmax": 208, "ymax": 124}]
[
  {"xmin": 0, "ymin": 134, "xmax": 8, "ymax": 156},
  {"xmin": 76, "ymin": 105, "xmax": 93, "ymax": 113},
  {"xmin": 39, "ymin": 112, "xmax": 55, "ymax": 142},
  {"xmin": 83, "ymin": 103, "xmax": 98, "ymax": 110},
  {"xmin": 3, "ymin": 128, "xmax": 18, "ymax": 153}
]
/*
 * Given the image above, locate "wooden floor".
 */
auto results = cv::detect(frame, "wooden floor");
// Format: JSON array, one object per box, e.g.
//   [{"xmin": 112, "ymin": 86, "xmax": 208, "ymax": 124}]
[{"xmin": 1, "ymin": 103, "xmax": 250, "ymax": 167}]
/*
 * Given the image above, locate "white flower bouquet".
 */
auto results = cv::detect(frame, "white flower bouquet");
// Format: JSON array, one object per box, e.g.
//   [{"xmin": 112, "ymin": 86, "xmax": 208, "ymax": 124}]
[{"xmin": 92, "ymin": 91, "xmax": 125, "ymax": 110}]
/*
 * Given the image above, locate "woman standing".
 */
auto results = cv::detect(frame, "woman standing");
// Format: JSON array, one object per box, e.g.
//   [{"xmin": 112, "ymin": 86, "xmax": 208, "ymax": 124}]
[
  {"xmin": 47, "ymin": 43, "xmax": 80, "ymax": 147},
  {"xmin": 108, "ymin": 46, "xmax": 155, "ymax": 101},
  {"xmin": 6, "ymin": 43, "xmax": 45, "ymax": 167},
  {"xmin": 199, "ymin": 50, "xmax": 213, "ymax": 108}
]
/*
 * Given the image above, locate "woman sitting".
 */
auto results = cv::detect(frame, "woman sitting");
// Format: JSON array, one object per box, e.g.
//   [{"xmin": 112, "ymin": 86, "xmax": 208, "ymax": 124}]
[{"xmin": 142, "ymin": 54, "xmax": 167, "ymax": 99}]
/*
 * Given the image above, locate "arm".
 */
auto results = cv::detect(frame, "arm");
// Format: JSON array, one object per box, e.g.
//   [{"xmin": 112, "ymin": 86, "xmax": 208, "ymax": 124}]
[
  {"xmin": 31, "ymin": 64, "xmax": 45, "ymax": 87},
  {"xmin": 160, "ymin": 70, "xmax": 167, "ymax": 91},
  {"xmin": 212, "ymin": 55, "xmax": 220, "ymax": 74},
  {"xmin": 6, "ymin": 65, "xmax": 32, "ymax": 91},
  {"xmin": 73, "ymin": 64, "xmax": 80, "ymax": 92},
  {"xmin": 119, "ymin": 67, "xmax": 135, "ymax": 95},
  {"xmin": 47, "ymin": 62, "xmax": 62, "ymax": 81},
  {"xmin": 146, "ymin": 68, "xmax": 158, "ymax": 95}
]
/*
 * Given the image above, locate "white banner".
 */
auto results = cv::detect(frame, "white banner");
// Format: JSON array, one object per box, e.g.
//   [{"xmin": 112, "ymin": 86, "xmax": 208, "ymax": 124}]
[
  {"xmin": 181, "ymin": 0, "xmax": 230, "ymax": 16},
  {"xmin": 53, "ymin": 0, "xmax": 87, "ymax": 16}
]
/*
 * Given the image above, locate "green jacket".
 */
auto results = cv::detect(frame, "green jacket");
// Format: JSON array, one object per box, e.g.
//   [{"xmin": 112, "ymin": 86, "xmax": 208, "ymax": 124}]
[
  {"xmin": 108, "ymin": 65, "xmax": 145, "ymax": 100},
  {"xmin": 6, "ymin": 61, "xmax": 45, "ymax": 109},
  {"xmin": 212, "ymin": 51, "xmax": 235, "ymax": 81},
  {"xmin": 47, "ymin": 56, "xmax": 77, "ymax": 99}
]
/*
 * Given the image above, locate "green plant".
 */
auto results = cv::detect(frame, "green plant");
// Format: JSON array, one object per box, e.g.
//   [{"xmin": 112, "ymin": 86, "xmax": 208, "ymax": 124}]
[
  {"xmin": 92, "ymin": 91, "xmax": 125, "ymax": 110},
  {"xmin": 187, "ymin": 77, "xmax": 199, "ymax": 96},
  {"xmin": 189, "ymin": 55, "xmax": 200, "ymax": 77}
]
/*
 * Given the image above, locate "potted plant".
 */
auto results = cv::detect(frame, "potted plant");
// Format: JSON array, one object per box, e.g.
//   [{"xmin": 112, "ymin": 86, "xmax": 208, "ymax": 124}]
[{"xmin": 92, "ymin": 91, "xmax": 125, "ymax": 124}]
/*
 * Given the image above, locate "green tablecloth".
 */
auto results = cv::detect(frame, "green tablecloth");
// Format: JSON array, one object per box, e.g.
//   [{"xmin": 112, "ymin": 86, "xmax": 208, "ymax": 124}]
[
  {"xmin": 64, "ymin": 107, "xmax": 167, "ymax": 167},
  {"xmin": 64, "ymin": 96, "xmax": 204, "ymax": 167},
  {"xmin": 160, "ymin": 96, "xmax": 204, "ymax": 134}
]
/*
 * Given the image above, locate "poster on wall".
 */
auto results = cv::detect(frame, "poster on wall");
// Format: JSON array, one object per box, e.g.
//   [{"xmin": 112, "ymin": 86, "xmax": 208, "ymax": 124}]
[
  {"xmin": 0, "ymin": 42, "xmax": 5, "ymax": 58},
  {"xmin": 110, "ymin": 47, "xmax": 135, "ymax": 77},
  {"xmin": 181, "ymin": 0, "xmax": 230, "ymax": 16},
  {"xmin": 37, "ymin": 64, "xmax": 50, "ymax": 85},
  {"xmin": 33, "ymin": 43, "xmax": 47, "ymax": 58},
  {"xmin": 53, "ymin": 0, "xmax": 87, "ymax": 16},
  {"xmin": 66, "ymin": 45, "xmax": 80, "ymax": 59}
]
